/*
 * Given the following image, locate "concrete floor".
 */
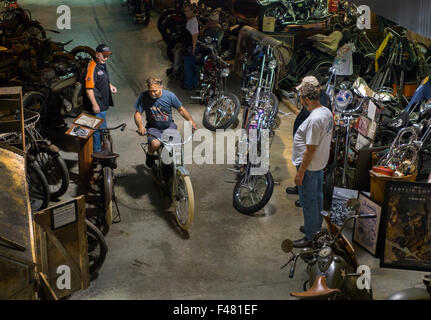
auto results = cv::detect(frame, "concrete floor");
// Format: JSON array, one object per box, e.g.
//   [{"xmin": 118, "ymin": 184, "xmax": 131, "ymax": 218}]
[{"xmin": 21, "ymin": 0, "xmax": 429, "ymax": 300}]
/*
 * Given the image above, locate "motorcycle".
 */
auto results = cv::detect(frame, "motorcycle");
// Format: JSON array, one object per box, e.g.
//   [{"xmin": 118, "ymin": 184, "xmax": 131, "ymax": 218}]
[
  {"xmin": 387, "ymin": 274, "xmax": 431, "ymax": 300},
  {"xmin": 195, "ymin": 37, "xmax": 240, "ymax": 131},
  {"xmin": 257, "ymin": 0, "xmax": 330, "ymax": 32},
  {"xmin": 230, "ymin": 45, "xmax": 278, "ymax": 215},
  {"xmin": 281, "ymin": 198, "xmax": 374, "ymax": 300},
  {"xmin": 0, "ymin": 0, "xmax": 45, "ymax": 38},
  {"xmin": 124, "ymin": 0, "xmax": 151, "ymax": 25}
]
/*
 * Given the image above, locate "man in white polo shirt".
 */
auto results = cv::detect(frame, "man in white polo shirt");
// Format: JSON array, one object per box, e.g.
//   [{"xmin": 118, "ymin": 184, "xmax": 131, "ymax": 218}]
[{"xmin": 291, "ymin": 77, "xmax": 333, "ymax": 248}]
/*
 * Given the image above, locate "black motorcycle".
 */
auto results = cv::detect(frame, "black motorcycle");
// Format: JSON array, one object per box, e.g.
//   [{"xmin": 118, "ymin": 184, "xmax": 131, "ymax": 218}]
[
  {"xmin": 258, "ymin": 0, "xmax": 330, "ymax": 32},
  {"xmin": 0, "ymin": 0, "xmax": 45, "ymax": 38},
  {"xmin": 124, "ymin": 0, "xmax": 151, "ymax": 25}
]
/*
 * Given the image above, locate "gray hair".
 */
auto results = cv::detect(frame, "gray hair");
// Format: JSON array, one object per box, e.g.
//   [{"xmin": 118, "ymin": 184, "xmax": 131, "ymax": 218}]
[
  {"xmin": 299, "ymin": 83, "xmax": 320, "ymax": 101},
  {"xmin": 146, "ymin": 77, "xmax": 163, "ymax": 87}
]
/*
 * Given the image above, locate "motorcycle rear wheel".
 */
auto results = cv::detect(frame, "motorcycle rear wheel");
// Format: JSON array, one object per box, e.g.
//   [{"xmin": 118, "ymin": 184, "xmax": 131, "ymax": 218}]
[
  {"xmin": 86, "ymin": 219, "xmax": 108, "ymax": 281},
  {"xmin": 202, "ymin": 92, "xmax": 241, "ymax": 131}
]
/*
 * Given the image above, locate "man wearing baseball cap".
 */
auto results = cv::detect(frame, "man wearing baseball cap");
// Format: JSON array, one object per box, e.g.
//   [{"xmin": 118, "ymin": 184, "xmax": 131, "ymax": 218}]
[
  {"xmin": 85, "ymin": 44, "xmax": 117, "ymax": 153},
  {"xmin": 200, "ymin": 11, "xmax": 224, "ymax": 52},
  {"xmin": 291, "ymin": 76, "xmax": 333, "ymax": 248}
]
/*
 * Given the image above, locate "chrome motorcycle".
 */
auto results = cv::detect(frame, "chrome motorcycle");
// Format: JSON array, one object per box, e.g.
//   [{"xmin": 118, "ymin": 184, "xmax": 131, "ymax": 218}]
[
  {"xmin": 281, "ymin": 199, "xmax": 374, "ymax": 300},
  {"xmin": 196, "ymin": 37, "xmax": 241, "ymax": 131},
  {"xmin": 258, "ymin": 0, "xmax": 330, "ymax": 32}
]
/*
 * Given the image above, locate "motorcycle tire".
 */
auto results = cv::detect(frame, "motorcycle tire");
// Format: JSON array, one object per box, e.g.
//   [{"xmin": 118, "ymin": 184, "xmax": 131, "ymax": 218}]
[
  {"xmin": 233, "ymin": 171, "xmax": 274, "ymax": 215},
  {"xmin": 86, "ymin": 219, "xmax": 108, "ymax": 281},
  {"xmin": 101, "ymin": 166, "xmax": 114, "ymax": 236},
  {"xmin": 15, "ymin": 21, "xmax": 46, "ymax": 39},
  {"xmin": 258, "ymin": 4, "xmax": 286, "ymax": 33},
  {"xmin": 202, "ymin": 92, "xmax": 241, "ymax": 131},
  {"xmin": 166, "ymin": 33, "xmax": 182, "ymax": 62},
  {"xmin": 70, "ymin": 46, "xmax": 97, "ymax": 62},
  {"xmin": 26, "ymin": 162, "xmax": 50, "ymax": 213},
  {"xmin": 268, "ymin": 92, "xmax": 279, "ymax": 128},
  {"xmin": 161, "ymin": 14, "xmax": 185, "ymax": 44},
  {"xmin": 157, "ymin": 8, "xmax": 176, "ymax": 39},
  {"xmin": 31, "ymin": 147, "xmax": 70, "ymax": 200},
  {"xmin": 306, "ymin": 62, "xmax": 336, "ymax": 86}
]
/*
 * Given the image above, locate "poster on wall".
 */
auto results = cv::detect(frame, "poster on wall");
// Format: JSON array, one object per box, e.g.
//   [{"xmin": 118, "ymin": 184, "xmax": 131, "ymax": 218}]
[
  {"xmin": 330, "ymin": 187, "xmax": 359, "ymax": 226},
  {"xmin": 353, "ymin": 193, "xmax": 382, "ymax": 256},
  {"xmin": 380, "ymin": 181, "xmax": 431, "ymax": 271}
]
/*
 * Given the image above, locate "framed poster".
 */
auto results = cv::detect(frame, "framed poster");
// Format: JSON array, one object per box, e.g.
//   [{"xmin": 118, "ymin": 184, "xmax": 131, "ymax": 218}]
[
  {"xmin": 330, "ymin": 187, "xmax": 359, "ymax": 226},
  {"xmin": 380, "ymin": 181, "xmax": 431, "ymax": 272},
  {"xmin": 353, "ymin": 192, "xmax": 382, "ymax": 256}
]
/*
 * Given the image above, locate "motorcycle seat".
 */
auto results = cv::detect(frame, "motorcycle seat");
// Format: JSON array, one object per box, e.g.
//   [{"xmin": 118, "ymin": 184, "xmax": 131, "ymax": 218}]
[
  {"xmin": 291, "ymin": 275, "xmax": 341, "ymax": 299},
  {"xmin": 92, "ymin": 148, "xmax": 119, "ymax": 160},
  {"xmin": 308, "ymin": 31, "xmax": 343, "ymax": 57}
]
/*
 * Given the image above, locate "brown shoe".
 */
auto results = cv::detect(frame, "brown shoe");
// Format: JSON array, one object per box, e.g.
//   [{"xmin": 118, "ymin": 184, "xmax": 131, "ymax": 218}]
[{"xmin": 293, "ymin": 237, "xmax": 312, "ymax": 248}]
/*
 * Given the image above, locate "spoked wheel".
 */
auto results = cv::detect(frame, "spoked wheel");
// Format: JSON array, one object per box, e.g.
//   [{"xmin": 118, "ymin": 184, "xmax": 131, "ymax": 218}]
[
  {"xmin": 174, "ymin": 170, "xmax": 195, "ymax": 230},
  {"xmin": 70, "ymin": 46, "xmax": 96, "ymax": 73},
  {"xmin": 258, "ymin": 4, "xmax": 286, "ymax": 32},
  {"xmin": 202, "ymin": 93, "xmax": 241, "ymax": 131},
  {"xmin": 26, "ymin": 163, "xmax": 50, "ymax": 212},
  {"xmin": 233, "ymin": 169, "xmax": 274, "ymax": 215},
  {"xmin": 86, "ymin": 219, "xmax": 108, "ymax": 281},
  {"xmin": 15, "ymin": 21, "xmax": 46, "ymax": 38},
  {"xmin": 31, "ymin": 148, "xmax": 70, "ymax": 200}
]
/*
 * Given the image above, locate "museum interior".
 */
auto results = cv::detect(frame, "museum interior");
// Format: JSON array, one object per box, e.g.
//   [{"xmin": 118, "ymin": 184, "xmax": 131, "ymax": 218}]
[{"xmin": 1, "ymin": 0, "xmax": 431, "ymax": 301}]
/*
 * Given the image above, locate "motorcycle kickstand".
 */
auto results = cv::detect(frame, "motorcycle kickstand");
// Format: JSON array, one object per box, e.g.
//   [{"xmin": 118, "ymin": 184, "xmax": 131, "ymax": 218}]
[{"xmin": 112, "ymin": 191, "xmax": 122, "ymax": 224}]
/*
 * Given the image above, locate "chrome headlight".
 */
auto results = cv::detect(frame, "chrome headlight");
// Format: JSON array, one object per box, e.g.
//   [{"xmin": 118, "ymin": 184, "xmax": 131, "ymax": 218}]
[
  {"xmin": 268, "ymin": 59, "xmax": 277, "ymax": 70},
  {"xmin": 221, "ymin": 68, "xmax": 230, "ymax": 78}
]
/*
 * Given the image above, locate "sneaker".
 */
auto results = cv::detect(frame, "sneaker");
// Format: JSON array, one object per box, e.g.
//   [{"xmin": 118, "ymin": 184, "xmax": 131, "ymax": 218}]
[{"xmin": 146, "ymin": 154, "xmax": 156, "ymax": 168}]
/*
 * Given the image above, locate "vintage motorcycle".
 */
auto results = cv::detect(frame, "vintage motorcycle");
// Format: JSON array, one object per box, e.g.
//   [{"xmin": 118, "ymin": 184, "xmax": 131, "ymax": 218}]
[
  {"xmin": 196, "ymin": 38, "xmax": 240, "ymax": 131},
  {"xmin": 230, "ymin": 45, "xmax": 278, "ymax": 215},
  {"xmin": 281, "ymin": 199, "xmax": 374, "ymax": 300},
  {"xmin": 140, "ymin": 131, "xmax": 195, "ymax": 231},
  {"xmin": 258, "ymin": 0, "xmax": 330, "ymax": 32},
  {"xmin": 0, "ymin": 0, "xmax": 45, "ymax": 38},
  {"xmin": 123, "ymin": 0, "xmax": 151, "ymax": 25},
  {"xmin": 387, "ymin": 274, "xmax": 431, "ymax": 300}
]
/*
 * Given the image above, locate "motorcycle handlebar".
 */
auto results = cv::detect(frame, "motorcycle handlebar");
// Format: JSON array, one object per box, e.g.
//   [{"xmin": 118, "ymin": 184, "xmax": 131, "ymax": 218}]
[{"xmin": 77, "ymin": 123, "xmax": 126, "ymax": 132}]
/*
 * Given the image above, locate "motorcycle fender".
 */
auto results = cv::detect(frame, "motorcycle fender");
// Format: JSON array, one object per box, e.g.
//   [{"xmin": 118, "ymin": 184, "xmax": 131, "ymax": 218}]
[
  {"xmin": 306, "ymin": 256, "xmax": 347, "ymax": 291},
  {"xmin": 257, "ymin": 0, "xmax": 273, "ymax": 6},
  {"xmin": 176, "ymin": 166, "xmax": 190, "ymax": 177},
  {"xmin": 48, "ymin": 143, "xmax": 60, "ymax": 153},
  {"xmin": 387, "ymin": 288, "xmax": 431, "ymax": 300}
]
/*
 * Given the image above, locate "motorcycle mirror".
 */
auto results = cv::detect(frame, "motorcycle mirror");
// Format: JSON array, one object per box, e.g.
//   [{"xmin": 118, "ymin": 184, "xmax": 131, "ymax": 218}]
[
  {"xmin": 281, "ymin": 239, "xmax": 294, "ymax": 253},
  {"xmin": 346, "ymin": 198, "xmax": 360, "ymax": 212}
]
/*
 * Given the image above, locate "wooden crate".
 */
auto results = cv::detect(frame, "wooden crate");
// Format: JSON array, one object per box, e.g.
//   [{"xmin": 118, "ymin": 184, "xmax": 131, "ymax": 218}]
[{"xmin": 33, "ymin": 196, "xmax": 90, "ymax": 299}]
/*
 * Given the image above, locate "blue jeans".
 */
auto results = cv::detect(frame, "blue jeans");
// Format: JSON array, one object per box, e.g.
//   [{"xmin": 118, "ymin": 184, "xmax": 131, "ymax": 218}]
[
  {"xmin": 183, "ymin": 55, "xmax": 197, "ymax": 89},
  {"xmin": 91, "ymin": 111, "xmax": 107, "ymax": 153},
  {"xmin": 298, "ymin": 169, "xmax": 324, "ymax": 241}
]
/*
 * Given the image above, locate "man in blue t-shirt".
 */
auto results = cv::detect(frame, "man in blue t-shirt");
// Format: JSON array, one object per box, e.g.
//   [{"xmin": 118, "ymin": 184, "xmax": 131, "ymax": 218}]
[{"xmin": 134, "ymin": 77, "xmax": 197, "ymax": 167}]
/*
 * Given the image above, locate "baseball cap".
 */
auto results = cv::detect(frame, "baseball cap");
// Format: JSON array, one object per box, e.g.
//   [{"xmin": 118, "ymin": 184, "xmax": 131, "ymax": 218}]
[
  {"xmin": 96, "ymin": 44, "xmax": 112, "ymax": 56},
  {"xmin": 295, "ymin": 76, "xmax": 319, "ymax": 91}
]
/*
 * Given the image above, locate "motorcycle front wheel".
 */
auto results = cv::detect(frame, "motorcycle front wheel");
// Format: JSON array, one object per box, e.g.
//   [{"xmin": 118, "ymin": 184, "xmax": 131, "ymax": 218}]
[
  {"xmin": 26, "ymin": 162, "xmax": 50, "ymax": 213},
  {"xmin": 174, "ymin": 170, "xmax": 195, "ymax": 230},
  {"xmin": 233, "ymin": 170, "xmax": 274, "ymax": 215},
  {"xmin": 202, "ymin": 93, "xmax": 241, "ymax": 131},
  {"xmin": 258, "ymin": 4, "xmax": 286, "ymax": 33},
  {"xmin": 86, "ymin": 219, "xmax": 108, "ymax": 281},
  {"xmin": 31, "ymin": 147, "xmax": 70, "ymax": 200}
]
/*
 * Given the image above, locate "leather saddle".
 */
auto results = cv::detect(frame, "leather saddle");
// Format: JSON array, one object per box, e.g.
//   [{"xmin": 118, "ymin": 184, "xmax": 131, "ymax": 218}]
[
  {"xmin": 92, "ymin": 148, "xmax": 119, "ymax": 161},
  {"xmin": 291, "ymin": 275, "xmax": 341, "ymax": 299},
  {"xmin": 308, "ymin": 31, "xmax": 343, "ymax": 57}
]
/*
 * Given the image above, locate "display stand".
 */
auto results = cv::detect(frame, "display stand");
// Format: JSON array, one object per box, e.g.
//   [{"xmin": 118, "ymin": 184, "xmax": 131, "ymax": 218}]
[{"xmin": 65, "ymin": 113, "xmax": 104, "ymax": 186}]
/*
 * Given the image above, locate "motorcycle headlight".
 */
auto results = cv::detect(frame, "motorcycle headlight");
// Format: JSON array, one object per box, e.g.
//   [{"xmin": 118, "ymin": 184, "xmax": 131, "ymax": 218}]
[
  {"xmin": 268, "ymin": 59, "xmax": 277, "ymax": 70},
  {"xmin": 390, "ymin": 118, "xmax": 404, "ymax": 128},
  {"xmin": 221, "ymin": 68, "xmax": 230, "ymax": 78}
]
